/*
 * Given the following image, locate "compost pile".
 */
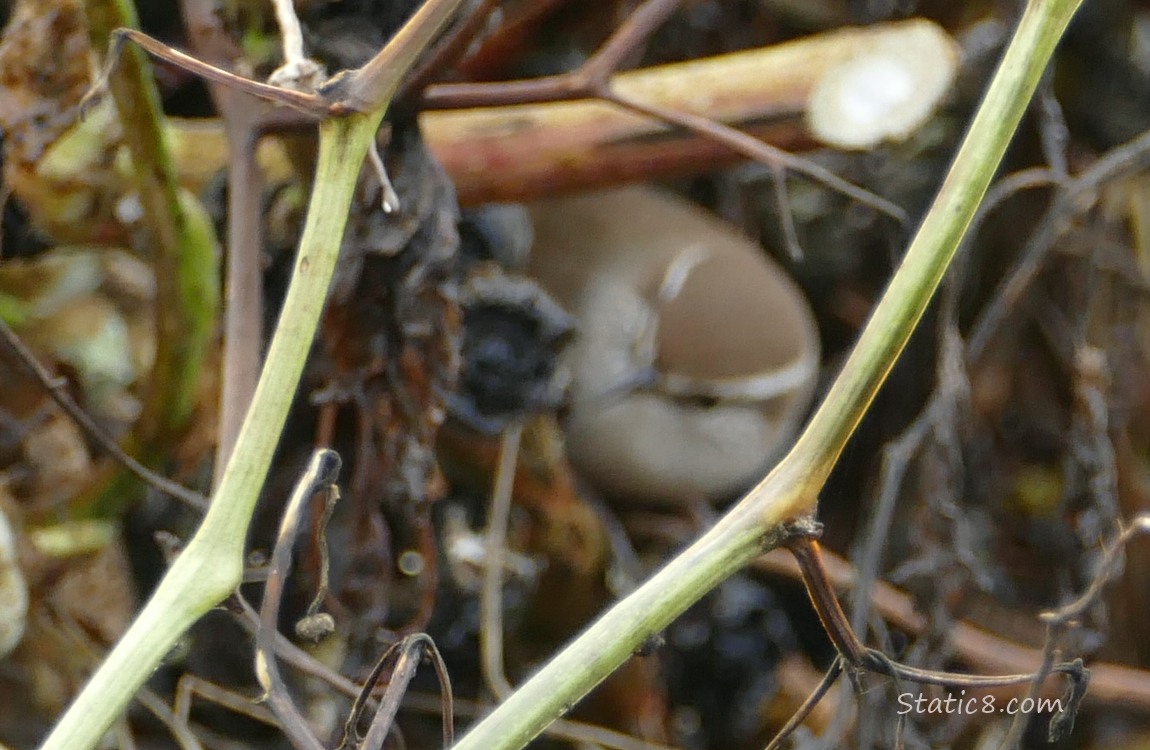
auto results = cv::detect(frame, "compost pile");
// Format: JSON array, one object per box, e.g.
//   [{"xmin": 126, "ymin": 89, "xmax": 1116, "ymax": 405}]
[{"xmin": 2, "ymin": 1, "xmax": 1150, "ymax": 749}]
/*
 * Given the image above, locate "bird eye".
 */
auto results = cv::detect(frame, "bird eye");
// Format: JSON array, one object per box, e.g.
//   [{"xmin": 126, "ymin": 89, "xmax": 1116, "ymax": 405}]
[{"xmin": 679, "ymin": 394, "xmax": 721, "ymax": 409}]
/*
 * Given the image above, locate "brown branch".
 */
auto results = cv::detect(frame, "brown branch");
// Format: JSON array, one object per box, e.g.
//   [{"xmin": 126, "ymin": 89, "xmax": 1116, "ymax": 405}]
[
  {"xmin": 399, "ymin": 0, "xmax": 501, "ymax": 101},
  {"xmin": 599, "ymin": 88, "xmax": 907, "ymax": 225},
  {"xmin": 756, "ymin": 543, "xmax": 1150, "ymax": 712},
  {"xmin": 762, "ymin": 658, "xmax": 844, "ymax": 750},
  {"xmin": 178, "ymin": 0, "xmax": 269, "ymax": 483},
  {"xmin": 422, "ymin": 18, "xmax": 935, "ymax": 214},
  {"xmin": 341, "ymin": 634, "xmax": 454, "ymax": 750},
  {"xmin": 420, "ymin": 0, "xmax": 682, "ymax": 110}
]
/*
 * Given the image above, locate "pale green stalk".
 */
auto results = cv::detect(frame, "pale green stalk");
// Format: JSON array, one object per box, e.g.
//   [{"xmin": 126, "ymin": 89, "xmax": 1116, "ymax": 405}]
[
  {"xmin": 39, "ymin": 0, "xmax": 467, "ymax": 743},
  {"xmin": 38, "ymin": 112, "xmax": 382, "ymax": 750},
  {"xmin": 449, "ymin": 1, "xmax": 1085, "ymax": 748}
]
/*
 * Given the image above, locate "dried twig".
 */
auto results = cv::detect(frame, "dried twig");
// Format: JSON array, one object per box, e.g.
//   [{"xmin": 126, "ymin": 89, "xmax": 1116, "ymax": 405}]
[
  {"xmin": 0, "ymin": 317, "xmax": 209, "ymax": 512},
  {"xmin": 423, "ymin": 0, "xmax": 907, "ymax": 224},
  {"xmin": 134, "ymin": 688, "xmax": 206, "ymax": 750},
  {"xmin": 480, "ymin": 422, "xmax": 522, "ymax": 699},
  {"xmin": 756, "ymin": 546, "xmax": 1150, "ymax": 712},
  {"xmin": 761, "ymin": 658, "xmax": 845, "ymax": 750},
  {"xmin": 602, "ymin": 87, "xmax": 907, "ymax": 225},
  {"xmin": 178, "ymin": 0, "xmax": 270, "ymax": 480},
  {"xmin": 399, "ymin": 0, "xmax": 500, "ymax": 100},
  {"xmin": 968, "ymin": 127, "xmax": 1150, "ymax": 360},
  {"xmin": 998, "ymin": 515, "xmax": 1150, "ymax": 748},
  {"xmin": 340, "ymin": 633, "xmax": 454, "ymax": 750},
  {"xmin": 782, "ymin": 530, "xmax": 1089, "ymax": 749},
  {"xmin": 230, "ymin": 593, "xmax": 681, "ymax": 750},
  {"xmin": 173, "ymin": 674, "xmax": 278, "ymax": 728}
]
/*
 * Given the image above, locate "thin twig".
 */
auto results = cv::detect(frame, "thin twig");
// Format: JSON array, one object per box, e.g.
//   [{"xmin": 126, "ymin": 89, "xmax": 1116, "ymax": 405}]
[
  {"xmin": 178, "ymin": 0, "xmax": 269, "ymax": 483},
  {"xmin": 422, "ymin": 0, "xmax": 905, "ymax": 225},
  {"xmin": 135, "ymin": 687, "xmax": 206, "ymax": 750},
  {"xmin": 337, "ymin": 0, "xmax": 471, "ymax": 112},
  {"xmin": 579, "ymin": 0, "xmax": 683, "ymax": 81},
  {"xmin": 761, "ymin": 658, "xmax": 844, "ymax": 750},
  {"xmin": 1035, "ymin": 71, "xmax": 1070, "ymax": 178},
  {"xmin": 755, "ymin": 546, "xmax": 1150, "ymax": 712},
  {"xmin": 342, "ymin": 634, "xmax": 454, "ymax": 750},
  {"xmin": 91, "ymin": 29, "xmax": 331, "ymax": 116},
  {"xmin": 998, "ymin": 515, "xmax": 1150, "ymax": 747},
  {"xmin": 0, "ymin": 317, "xmax": 208, "ymax": 512},
  {"xmin": 768, "ymin": 164, "xmax": 806, "ymax": 261},
  {"xmin": 213, "ymin": 121, "xmax": 267, "ymax": 481},
  {"xmin": 601, "ymin": 88, "xmax": 908, "ymax": 227},
  {"xmin": 968, "ymin": 127, "xmax": 1150, "ymax": 360},
  {"xmin": 480, "ymin": 422, "xmax": 522, "ymax": 700},
  {"xmin": 1045, "ymin": 516, "xmax": 1150, "ymax": 624},
  {"xmin": 230, "ymin": 593, "xmax": 682, "ymax": 750},
  {"xmin": 421, "ymin": 0, "xmax": 683, "ymax": 109},
  {"xmin": 399, "ymin": 0, "xmax": 500, "ymax": 100},
  {"xmin": 173, "ymin": 674, "xmax": 278, "ymax": 728},
  {"xmin": 788, "ymin": 536, "xmax": 1087, "ymax": 692}
]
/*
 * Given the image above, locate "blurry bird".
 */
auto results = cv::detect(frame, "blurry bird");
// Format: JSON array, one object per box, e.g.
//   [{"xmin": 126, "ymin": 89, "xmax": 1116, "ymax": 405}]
[{"xmin": 527, "ymin": 186, "xmax": 820, "ymax": 506}]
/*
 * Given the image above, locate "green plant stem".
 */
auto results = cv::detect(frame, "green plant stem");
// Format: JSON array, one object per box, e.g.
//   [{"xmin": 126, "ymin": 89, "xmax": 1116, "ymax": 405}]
[
  {"xmin": 41, "ymin": 1, "xmax": 467, "ymax": 745},
  {"xmin": 449, "ymin": 1, "xmax": 1084, "ymax": 748},
  {"xmin": 788, "ymin": 0, "xmax": 1082, "ymax": 481},
  {"xmin": 81, "ymin": 0, "xmax": 220, "ymax": 516},
  {"xmin": 37, "ymin": 111, "xmax": 382, "ymax": 750}
]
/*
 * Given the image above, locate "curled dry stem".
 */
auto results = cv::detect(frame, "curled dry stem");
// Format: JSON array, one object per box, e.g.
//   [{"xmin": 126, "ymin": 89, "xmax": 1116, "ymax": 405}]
[{"xmin": 254, "ymin": 449, "xmax": 341, "ymax": 750}]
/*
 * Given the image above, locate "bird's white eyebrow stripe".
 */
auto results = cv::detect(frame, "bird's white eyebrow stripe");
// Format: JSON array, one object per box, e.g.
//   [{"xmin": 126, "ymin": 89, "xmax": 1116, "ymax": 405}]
[
  {"xmin": 659, "ymin": 350, "xmax": 818, "ymax": 402},
  {"xmin": 656, "ymin": 244, "xmax": 711, "ymax": 303}
]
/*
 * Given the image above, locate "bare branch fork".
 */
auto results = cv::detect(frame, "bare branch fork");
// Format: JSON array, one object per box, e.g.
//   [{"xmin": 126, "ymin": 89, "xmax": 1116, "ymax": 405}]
[
  {"xmin": 83, "ymin": 0, "xmax": 476, "ymax": 208},
  {"xmin": 778, "ymin": 532, "xmax": 1089, "ymax": 748}
]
